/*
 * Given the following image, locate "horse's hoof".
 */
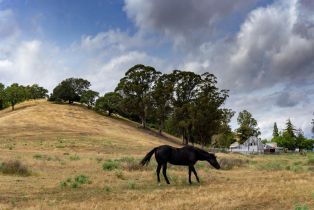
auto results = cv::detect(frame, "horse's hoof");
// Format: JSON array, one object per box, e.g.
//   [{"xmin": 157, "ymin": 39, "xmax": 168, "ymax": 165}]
[{"xmin": 158, "ymin": 183, "xmax": 161, "ymax": 186}]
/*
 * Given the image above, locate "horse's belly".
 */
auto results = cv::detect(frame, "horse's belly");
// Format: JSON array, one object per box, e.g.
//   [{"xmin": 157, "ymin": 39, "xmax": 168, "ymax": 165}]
[{"xmin": 168, "ymin": 159, "xmax": 192, "ymax": 166}]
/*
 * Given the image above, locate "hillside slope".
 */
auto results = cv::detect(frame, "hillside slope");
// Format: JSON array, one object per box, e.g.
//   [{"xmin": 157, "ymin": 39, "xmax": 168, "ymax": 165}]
[{"xmin": 0, "ymin": 100, "xmax": 179, "ymax": 147}]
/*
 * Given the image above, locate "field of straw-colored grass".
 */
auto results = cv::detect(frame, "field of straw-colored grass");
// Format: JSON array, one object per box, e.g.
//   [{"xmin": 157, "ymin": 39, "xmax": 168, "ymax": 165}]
[{"xmin": 0, "ymin": 100, "xmax": 313, "ymax": 210}]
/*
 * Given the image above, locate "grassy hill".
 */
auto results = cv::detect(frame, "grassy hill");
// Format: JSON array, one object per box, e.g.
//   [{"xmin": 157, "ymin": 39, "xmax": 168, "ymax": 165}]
[{"xmin": 0, "ymin": 100, "xmax": 313, "ymax": 210}]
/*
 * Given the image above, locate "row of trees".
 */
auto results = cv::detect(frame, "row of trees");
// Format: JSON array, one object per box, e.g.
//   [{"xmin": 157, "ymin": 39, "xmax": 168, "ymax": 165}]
[
  {"xmin": 0, "ymin": 83, "xmax": 48, "ymax": 110},
  {"xmin": 47, "ymin": 70, "xmax": 263, "ymax": 147},
  {"xmin": 92, "ymin": 64, "xmax": 232, "ymax": 146},
  {"xmin": 272, "ymin": 119, "xmax": 314, "ymax": 150}
]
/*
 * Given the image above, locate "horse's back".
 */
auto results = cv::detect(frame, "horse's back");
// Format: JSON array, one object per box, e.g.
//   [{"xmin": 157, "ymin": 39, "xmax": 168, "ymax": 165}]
[{"xmin": 155, "ymin": 145, "xmax": 197, "ymax": 165}]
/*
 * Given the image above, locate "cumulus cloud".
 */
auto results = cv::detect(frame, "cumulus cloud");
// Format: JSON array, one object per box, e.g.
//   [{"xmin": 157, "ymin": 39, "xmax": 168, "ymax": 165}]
[
  {"xmin": 207, "ymin": 0, "xmax": 314, "ymax": 92},
  {"xmin": 124, "ymin": 0, "xmax": 258, "ymax": 47}
]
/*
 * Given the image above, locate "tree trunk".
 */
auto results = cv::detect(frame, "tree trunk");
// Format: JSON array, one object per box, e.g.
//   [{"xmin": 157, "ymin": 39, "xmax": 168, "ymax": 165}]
[
  {"xmin": 108, "ymin": 110, "xmax": 112, "ymax": 116},
  {"xmin": 141, "ymin": 116, "xmax": 146, "ymax": 128},
  {"xmin": 158, "ymin": 120, "xmax": 164, "ymax": 135},
  {"xmin": 11, "ymin": 102, "xmax": 15, "ymax": 111}
]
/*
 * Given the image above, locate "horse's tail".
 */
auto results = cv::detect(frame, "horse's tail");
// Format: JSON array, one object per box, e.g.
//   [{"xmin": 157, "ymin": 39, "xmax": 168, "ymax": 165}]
[{"xmin": 140, "ymin": 147, "xmax": 157, "ymax": 166}]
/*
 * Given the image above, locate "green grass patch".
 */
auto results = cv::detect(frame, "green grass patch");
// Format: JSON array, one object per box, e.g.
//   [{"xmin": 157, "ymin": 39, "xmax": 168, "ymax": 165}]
[
  {"xmin": 256, "ymin": 161, "xmax": 287, "ymax": 171},
  {"xmin": 69, "ymin": 155, "xmax": 80, "ymax": 161},
  {"xmin": 102, "ymin": 157, "xmax": 142, "ymax": 171},
  {"xmin": 103, "ymin": 160, "xmax": 120, "ymax": 171},
  {"xmin": 308, "ymin": 156, "xmax": 314, "ymax": 165},
  {"xmin": 60, "ymin": 174, "xmax": 91, "ymax": 189},
  {"xmin": 127, "ymin": 180, "xmax": 136, "ymax": 189},
  {"xmin": 294, "ymin": 203, "xmax": 309, "ymax": 210}
]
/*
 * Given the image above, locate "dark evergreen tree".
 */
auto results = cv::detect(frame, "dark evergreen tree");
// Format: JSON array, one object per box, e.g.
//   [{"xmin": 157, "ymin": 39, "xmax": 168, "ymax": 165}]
[{"xmin": 273, "ymin": 122, "xmax": 279, "ymax": 138}]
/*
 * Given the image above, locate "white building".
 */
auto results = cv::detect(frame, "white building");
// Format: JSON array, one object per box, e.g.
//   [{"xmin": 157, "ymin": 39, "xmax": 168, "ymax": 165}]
[{"xmin": 229, "ymin": 136, "xmax": 264, "ymax": 154}]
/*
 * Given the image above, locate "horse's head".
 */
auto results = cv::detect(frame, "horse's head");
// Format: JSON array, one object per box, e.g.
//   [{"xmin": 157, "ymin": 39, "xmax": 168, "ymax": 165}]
[{"xmin": 207, "ymin": 153, "xmax": 220, "ymax": 169}]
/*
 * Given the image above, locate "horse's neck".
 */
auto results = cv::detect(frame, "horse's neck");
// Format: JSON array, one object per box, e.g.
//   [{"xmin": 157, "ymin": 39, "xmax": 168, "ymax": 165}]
[{"xmin": 196, "ymin": 150, "xmax": 209, "ymax": 161}]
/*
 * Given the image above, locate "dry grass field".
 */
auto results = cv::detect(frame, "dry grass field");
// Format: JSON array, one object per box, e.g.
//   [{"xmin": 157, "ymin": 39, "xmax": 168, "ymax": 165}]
[{"xmin": 0, "ymin": 100, "xmax": 313, "ymax": 210}]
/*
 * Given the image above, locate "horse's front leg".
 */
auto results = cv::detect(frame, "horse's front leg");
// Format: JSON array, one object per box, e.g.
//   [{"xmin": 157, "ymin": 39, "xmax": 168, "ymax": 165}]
[
  {"xmin": 162, "ymin": 163, "xmax": 170, "ymax": 184},
  {"xmin": 191, "ymin": 165, "xmax": 200, "ymax": 183}
]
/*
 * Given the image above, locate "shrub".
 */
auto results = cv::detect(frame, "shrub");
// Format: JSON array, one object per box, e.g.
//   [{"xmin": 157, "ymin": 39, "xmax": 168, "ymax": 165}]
[
  {"xmin": 0, "ymin": 160, "xmax": 31, "ymax": 176},
  {"xmin": 75, "ymin": 175, "xmax": 92, "ymax": 184},
  {"xmin": 294, "ymin": 203, "xmax": 309, "ymax": 210},
  {"xmin": 102, "ymin": 160, "xmax": 120, "ymax": 171},
  {"xmin": 60, "ymin": 174, "xmax": 91, "ymax": 189},
  {"xmin": 115, "ymin": 170, "xmax": 125, "ymax": 180},
  {"xmin": 127, "ymin": 180, "xmax": 136, "ymax": 189},
  {"xmin": 219, "ymin": 158, "xmax": 248, "ymax": 170},
  {"xmin": 33, "ymin": 154, "xmax": 43, "ymax": 159},
  {"xmin": 69, "ymin": 155, "xmax": 80, "ymax": 161},
  {"xmin": 104, "ymin": 185, "xmax": 111, "ymax": 192},
  {"xmin": 115, "ymin": 157, "xmax": 142, "ymax": 171}
]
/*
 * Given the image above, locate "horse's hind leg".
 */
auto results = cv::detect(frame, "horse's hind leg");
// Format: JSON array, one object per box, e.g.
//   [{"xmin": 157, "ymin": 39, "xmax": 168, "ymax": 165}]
[
  {"xmin": 156, "ymin": 164, "xmax": 161, "ymax": 183},
  {"xmin": 162, "ymin": 163, "xmax": 170, "ymax": 184},
  {"xmin": 191, "ymin": 165, "xmax": 200, "ymax": 183}
]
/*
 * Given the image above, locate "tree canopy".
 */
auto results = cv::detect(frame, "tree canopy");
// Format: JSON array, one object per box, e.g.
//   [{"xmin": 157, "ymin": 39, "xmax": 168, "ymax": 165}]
[
  {"xmin": 115, "ymin": 64, "xmax": 161, "ymax": 128},
  {"xmin": 95, "ymin": 92, "xmax": 122, "ymax": 116},
  {"xmin": 236, "ymin": 110, "xmax": 260, "ymax": 144},
  {"xmin": 50, "ymin": 78, "xmax": 91, "ymax": 104}
]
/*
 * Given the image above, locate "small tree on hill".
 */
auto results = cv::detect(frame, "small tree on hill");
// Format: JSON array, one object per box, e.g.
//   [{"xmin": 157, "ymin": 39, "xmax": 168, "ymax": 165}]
[
  {"xmin": 5, "ymin": 83, "xmax": 25, "ymax": 110},
  {"xmin": 50, "ymin": 78, "xmax": 91, "ymax": 104},
  {"xmin": 0, "ymin": 83, "xmax": 6, "ymax": 110},
  {"xmin": 26, "ymin": 84, "xmax": 48, "ymax": 99},
  {"xmin": 80, "ymin": 90, "xmax": 99, "ymax": 108},
  {"xmin": 95, "ymin": 92, "xmax": 122, "ymax": 116}
]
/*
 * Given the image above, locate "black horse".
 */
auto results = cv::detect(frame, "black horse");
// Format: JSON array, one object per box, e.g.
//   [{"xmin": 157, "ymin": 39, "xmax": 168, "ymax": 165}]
[{"xmin": 140, "ymin": 145, "xmax": 220, "ymax": 184}]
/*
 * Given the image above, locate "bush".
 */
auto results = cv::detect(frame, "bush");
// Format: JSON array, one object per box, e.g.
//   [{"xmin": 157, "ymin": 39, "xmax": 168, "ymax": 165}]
[
  {"xmin": 127, "ymin": 180, "xmax": 136, "ymax": 189},
  {"xmin": 102, "ymin": 160, "xmax": 120, "ymax": 171},
  {"xmin": 0, "ymin": 160, "xmax": 31, "ymax": 176},
  {"xmin": 60, "ymin": 174, "xmax": 91, "ymax": 189},
  {"xmin": 115, "ymin": 170, "xmax": 125, "ymax": 180},
  {"xmin": 69, "ymin": 155, "xmax": 80, "ymax": 161},
  {"xmin": 219, "ymin": 158, "xmax": 248, "ymax": 170},
  {"xmin": 294, "ymin": 203, "xmax": 309, "ymax": 210},
  {"xmin": 119, "ymin": 157, "xmax": 142, "ymax": 171}
]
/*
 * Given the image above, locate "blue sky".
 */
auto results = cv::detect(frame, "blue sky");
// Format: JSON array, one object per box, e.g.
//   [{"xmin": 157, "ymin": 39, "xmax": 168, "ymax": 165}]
[{"xmin": 0, "ymin": 0, "xmax": 313, "ymax": 139}]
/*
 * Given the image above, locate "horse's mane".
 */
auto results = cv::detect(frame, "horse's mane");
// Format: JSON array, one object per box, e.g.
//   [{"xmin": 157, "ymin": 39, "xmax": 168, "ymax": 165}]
[{"xmin": 194, "ymin": 147, "xmax": 215, "ymax": 159}]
